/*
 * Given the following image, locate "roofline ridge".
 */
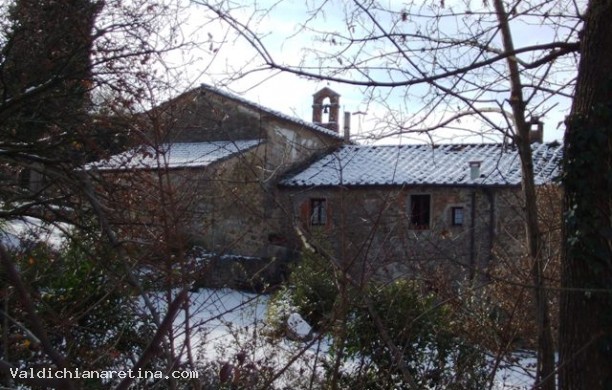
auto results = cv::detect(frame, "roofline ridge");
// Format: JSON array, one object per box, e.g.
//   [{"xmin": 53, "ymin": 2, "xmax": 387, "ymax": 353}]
[{"xmin": 198, "ymin": 83, "xmax": 344, "ymax": 140}]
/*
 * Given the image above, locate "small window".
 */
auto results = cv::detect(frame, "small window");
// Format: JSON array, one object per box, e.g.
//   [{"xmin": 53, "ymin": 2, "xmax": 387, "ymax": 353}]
[
  {"xmin": 310, "ymin": 198, "xmax": 327, "ymax": 226},
  {"xmin": 410, "ymin": 194, "xmax": 431, "ymax": 229},
  {"xmin": 451, "ymin": 207, "xmax": 464, "ymax": 226}
]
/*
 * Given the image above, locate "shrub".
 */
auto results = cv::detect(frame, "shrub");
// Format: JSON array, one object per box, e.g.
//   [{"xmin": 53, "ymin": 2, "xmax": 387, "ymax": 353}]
[
  {"xmin": 276, "ymin": 250, "xmax": 490, "ymax": 389},
  {"xmin": 266, "ymin": 285, "xmax": 298, "ymax": 336},
  {"xmin": 337, "ymin": 280, "xmax": 489, "ymax": 390},
  {"xmin": 284, "ymin": 250, "xmax": 338, "ymax": 328},
  {"xmin": 3, "ymin": 229, "xmax": 144, "ymax": 375}
]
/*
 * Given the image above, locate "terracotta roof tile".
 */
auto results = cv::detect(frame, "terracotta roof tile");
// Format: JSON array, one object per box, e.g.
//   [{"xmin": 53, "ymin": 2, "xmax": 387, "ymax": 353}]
[{"xmin": 280, "ymin": 142, "xmax": 563, "ymax": 187}]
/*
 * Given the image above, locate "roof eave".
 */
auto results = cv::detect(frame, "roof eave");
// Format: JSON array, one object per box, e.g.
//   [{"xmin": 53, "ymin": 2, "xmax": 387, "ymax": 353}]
[{"xmin": 278, "ymin": 182, "xmax": 535, "ymax": 190}]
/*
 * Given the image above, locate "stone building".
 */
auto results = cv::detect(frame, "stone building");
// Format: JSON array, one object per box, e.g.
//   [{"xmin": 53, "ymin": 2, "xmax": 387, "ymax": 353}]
[
  {"xmin": 88, "ymin": 84, "xmax": 344, "ymax": 269},
  {"xmin": 280, "ymin": 142, "xmax": 563, "ymax": 282},
  {"xmin": 90, "ymin": 84, "xmax": 562, "ymax": 286}
]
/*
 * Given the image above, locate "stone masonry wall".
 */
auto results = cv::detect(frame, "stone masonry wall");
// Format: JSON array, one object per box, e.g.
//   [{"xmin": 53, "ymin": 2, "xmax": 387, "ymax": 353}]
[
  {"xmin": 281, "ymin": 185, "xmax": 527, "ymax": 284},
  {"xmin": 130, "ymin": 120, "xmax": 341, "ymax": 259}
]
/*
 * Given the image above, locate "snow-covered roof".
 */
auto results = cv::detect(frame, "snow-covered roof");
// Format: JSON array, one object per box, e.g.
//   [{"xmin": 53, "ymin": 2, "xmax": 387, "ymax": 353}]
[
  {"xmin": 199, "ymin": 84, "xmax": 344, "ymax": 140},
  {"xmin": 87, "ymin": 140, "xmax": 261, "ymax": 171},
  {"xmin": 280, "ymin": 142, "xmax": 563, "ymax": 187}
]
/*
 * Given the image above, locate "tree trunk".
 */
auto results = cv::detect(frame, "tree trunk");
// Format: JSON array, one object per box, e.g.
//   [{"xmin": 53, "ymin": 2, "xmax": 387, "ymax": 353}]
[
  {"xmin": 560, "ymin": 0, "xmax": 612, "ymax": 388},
  {"xmin": 493, "ymin": 0, "xmax": 556, "ymax": 387}
]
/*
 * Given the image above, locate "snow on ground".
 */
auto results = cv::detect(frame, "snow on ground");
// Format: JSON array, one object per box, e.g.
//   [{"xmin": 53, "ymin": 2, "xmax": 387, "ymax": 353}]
[
  {"xmin": 490, "ymin": 352, "xmax": 538, "ymax": 390},
  {"xmin": 168, "ymin": 288, "xmax": 329, "ymax": 388},
  {"xmin": 0, "ymin": 217, "xmax": 69, "ymax": 250},
  {"xmin": 0, "ymin": 217, "xmax": 538, "ymax": 389},
  {"xmin": 166, "ymin": 288, "xmax": 537, "ymax": 389}
]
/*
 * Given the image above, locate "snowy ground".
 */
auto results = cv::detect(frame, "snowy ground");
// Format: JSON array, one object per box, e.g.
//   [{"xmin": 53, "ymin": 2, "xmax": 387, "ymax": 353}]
[
  {"xmin": 1, "ymin": 217, "xmax": 69, "ymax": 249},
  {"xmin": 170, "ymin": 288, "xmax": 330, "ymax": 388},
  {"xmin": 0, "ymin": 220, "xmax": 538, "ymax": 388},
  {"xmin": 172, "ymin": 288, "xmax": 538, "ymax": 389}
]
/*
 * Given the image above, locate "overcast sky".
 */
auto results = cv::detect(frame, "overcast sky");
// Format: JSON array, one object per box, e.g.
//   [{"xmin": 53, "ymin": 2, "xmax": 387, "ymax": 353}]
[
  {"xmin": 160, "ymin": 0, "xmax": 576, "ymax": 144},
  {"xmin": 172, "ymin": 1, "xmax": 367, "ymax": 135}
]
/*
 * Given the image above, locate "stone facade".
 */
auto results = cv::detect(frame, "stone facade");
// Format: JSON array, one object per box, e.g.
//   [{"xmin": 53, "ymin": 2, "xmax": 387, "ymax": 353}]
[
  {"xmin": 280, "ymin": 185, "xmax": 532, "ymax": 283},
  {"xmin": 278, "ymin": 139, "xmax": 563, "ymax": 284},
  {"xmin": 97, "ymin": 85, "xmax": 343, "ymax": 264},
  {"xmin": 95, "ymin": 85, "xmax": 562, "ymax": 288}
]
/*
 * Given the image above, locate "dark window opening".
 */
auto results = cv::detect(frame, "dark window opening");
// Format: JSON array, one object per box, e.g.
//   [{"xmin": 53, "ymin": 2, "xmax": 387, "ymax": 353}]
[
  {"xmin": 451, "ymin": 207, "xmax": 464, "ymax": 226},
  {"xmin": 410, "ymin": 194, "xmax": 431, "ymax": 229},
  {"xmin": 310, "ymin": 198, "xmax": 327, "ymax": 226},
  {"xmin": 19, "ymin": 168, "xmax": 31, "ymax": 188}
]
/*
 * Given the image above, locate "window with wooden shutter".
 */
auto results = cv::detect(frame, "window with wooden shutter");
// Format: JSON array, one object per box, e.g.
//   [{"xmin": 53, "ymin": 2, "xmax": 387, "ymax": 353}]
[
  {"xmin": 299, "ymin": 198, "xmax": 331, "ymax": 228},
  {"xmin": 310, "ymin": 198, "xmax": 327, "ymax": 226}
]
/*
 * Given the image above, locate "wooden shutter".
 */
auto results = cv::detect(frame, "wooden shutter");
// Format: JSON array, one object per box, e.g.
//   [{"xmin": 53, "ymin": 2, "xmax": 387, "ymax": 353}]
[{"xmin": 299, "ymin": 199, "xmax": 311, "ymax": 229}]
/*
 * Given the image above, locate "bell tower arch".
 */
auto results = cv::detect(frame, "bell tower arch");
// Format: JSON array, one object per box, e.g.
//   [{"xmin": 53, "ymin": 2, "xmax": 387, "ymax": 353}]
[{"xmin": 312, "ymin": 87, "xmax": 340, "ymax": 132}]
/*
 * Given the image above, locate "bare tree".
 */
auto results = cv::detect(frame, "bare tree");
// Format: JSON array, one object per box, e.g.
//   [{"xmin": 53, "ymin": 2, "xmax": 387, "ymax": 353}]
[
  {"xmin": 194, "ymin": 0, "xmax": 584, "ymax": 388},
  {"xmin": 0, "ymin": 0, "xmax": 218, "ymax": 388}
]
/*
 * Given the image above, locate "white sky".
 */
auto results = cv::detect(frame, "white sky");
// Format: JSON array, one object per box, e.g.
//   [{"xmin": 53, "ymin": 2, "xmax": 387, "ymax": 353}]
[{"xmin": 158, "ymin": 0, "xmax": 577, "ymax": 144}]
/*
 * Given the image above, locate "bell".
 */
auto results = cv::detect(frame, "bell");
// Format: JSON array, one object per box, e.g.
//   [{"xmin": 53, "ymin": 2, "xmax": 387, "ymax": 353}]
[{"xmin": 323, "ymin": 105, "xmax": 329, "ymax": 114}]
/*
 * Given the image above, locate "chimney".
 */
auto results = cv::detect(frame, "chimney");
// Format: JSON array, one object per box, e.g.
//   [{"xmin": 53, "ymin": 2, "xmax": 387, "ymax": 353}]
[
  {"xmin": 343, "ymin": 111, "xmax": 351, "ymax": 143},
  {"xmin": 469, "ymin": 161, "xmax": 481, "ymax": 180},
  {"xmin": 528, "ymin": 116, "xmax": 544, "ymax": 144},
  {"xmin": 312, "ymin": 87, "xmax": 340, "ymax": 132}
]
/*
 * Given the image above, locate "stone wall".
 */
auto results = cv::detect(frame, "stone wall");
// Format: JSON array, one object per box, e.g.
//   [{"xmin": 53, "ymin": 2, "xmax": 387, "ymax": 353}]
[
  {"xmin": 102, "ymin": 102, "xmax": 341, "ymax": 266},
  {"xmin": 196, "ymin": 119, "xmax": 341, "ymax": 258},
  {"xmin": 280, "ymin": 185, "xmax": 528, "ymax": 284}
]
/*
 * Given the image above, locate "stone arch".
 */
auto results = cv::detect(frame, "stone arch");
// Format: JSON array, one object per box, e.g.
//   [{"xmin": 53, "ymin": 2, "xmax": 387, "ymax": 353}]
[{"xmin": 312, "ymin": 87, "xmax": 340, "ymax": 132}]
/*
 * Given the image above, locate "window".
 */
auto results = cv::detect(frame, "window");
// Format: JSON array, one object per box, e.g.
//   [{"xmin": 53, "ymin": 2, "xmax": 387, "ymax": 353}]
[
  {"xmin": 451, "ymin": 207, "xmax": 464, "ymax": 226},
  {"xmin": 310, "ymin": 198, "xmax": 327, "ymax": 226},
  {"xmin": 410, "ymin": 194, "xmax": 431, "ymax": 229}
]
